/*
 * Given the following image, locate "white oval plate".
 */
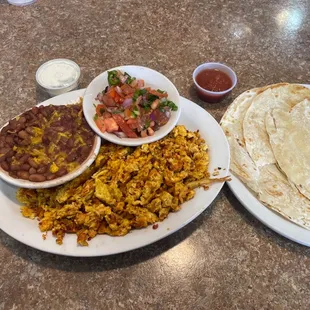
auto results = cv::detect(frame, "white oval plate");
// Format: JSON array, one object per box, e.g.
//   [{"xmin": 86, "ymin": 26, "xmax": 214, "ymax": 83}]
[
  {"xmin": 228, "ymin": 174, "xmax": 310, "ymax": 246},
  {"xmin": 227, "ymin": 84, "xmax": 310, "ymax": 247},
  {"xmin": 83, "ymin": 65, "xmax": 181, "ymax": 146},
  {"xmin": 0, "ymin": 92, "xmax": 101, "ymax": 189},
  {"xmin": 0, "ymin": 89, "xmax": 230, "ymax": 256}
]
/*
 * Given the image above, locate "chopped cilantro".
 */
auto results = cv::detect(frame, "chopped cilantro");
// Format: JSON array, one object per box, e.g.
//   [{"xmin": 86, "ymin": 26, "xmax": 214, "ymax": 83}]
[
  {"xmin": 157, "ymin": 89, "xmax": 165, "ymax": 94},
  {"xmin": 132, "ymin": 89, "xmax": 147, "ymax": 101},
  {"xmin": 144, "ymin": 119, "xmax": 151, "ymax": 130},
  {"xmin": 94, "ymin": 113, "xmax": 98, "ymax": 120},
  {"xmin": 147, "ymin": 94, "xmax": 159, "ymax": 102},
  {"xmin": 167, "ymin": 101, "xmax": 178, "ymax": 111},
  {"xmin": 99, "ymin": 108, "xmax": 105, "ymax": 114},
  {"xmin": 131, "ymin": 106, "xmax": 140, "ymax": 117},
  {"xmin": 142, "ymin": 104, "xmax": 151, "ymax": 112},
  {"xmin": 159, "ymin": 100, "xmax": 178, "ymax": 112}
]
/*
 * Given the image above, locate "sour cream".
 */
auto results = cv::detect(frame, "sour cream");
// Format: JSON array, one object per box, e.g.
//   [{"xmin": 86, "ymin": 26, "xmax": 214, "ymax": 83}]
[{"xmin": 36, "ymin": 59, "xmax": 80, "ymax": 97}]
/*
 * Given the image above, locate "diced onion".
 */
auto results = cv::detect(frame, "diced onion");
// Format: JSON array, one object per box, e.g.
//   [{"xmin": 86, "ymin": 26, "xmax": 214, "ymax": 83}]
[
  {"xmin": 114, "ymin": 132, "xmax": 127, "ymax": 138},
  {"xmin": 165, "ymin": 110, "xmax": 171, "ymax": 118},
  {"xmin": 115, "ymin": 86, "xmax": 123, "ymax": 96},
  {"xmin": 122, "ymin": 98, "xmax": 133, "ymax": 108},
  {"xmin": 119, "ymin": 75, "xmax": 128, "ymax": 84}
]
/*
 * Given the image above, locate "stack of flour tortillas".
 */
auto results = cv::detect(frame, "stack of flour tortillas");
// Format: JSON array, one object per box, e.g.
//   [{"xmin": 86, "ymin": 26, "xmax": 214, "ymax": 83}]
[{"xmin": 221, "ymin": 83, "xmax": 310, "ymax": 229}]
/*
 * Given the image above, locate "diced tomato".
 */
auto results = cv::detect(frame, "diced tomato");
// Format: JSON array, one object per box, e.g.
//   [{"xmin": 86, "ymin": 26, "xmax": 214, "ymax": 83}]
[
  {"xmin": 121, "ymin": 84, "xmax": 134, "ymax": 95},
  {"xmin": 127, "ymin": 118, "xmax": 138, "ymax": 130},
  {"xmin": 102, "ymin": 94, "xmax": 117, "ymax": 107},
  {"xmin": 107, "ymin": 87, "xmax": 123, "ymax": 104},
  {"xmin": 95, "ymin": 117, "xmax": 106, "ymax": 133},
  {"xmin": 114, "ymin": 92, "xmax": 124, "ymax": 104},
  {"xmin": 108, "ymin": 87, "xmax": 116, "ymax": 98},
  {"xmin": 127, "ymin": 118, "xmax": 137, "ymax": 125},
  {"xmin": 151, "ymin": 110, "xmax": 169, "ymax": 126},
  {"xmin": 124, "ymin": 109, "xmax": 132, "ymax": 119},
  {"xmin": 104, "ymin": 117, "xmax": 119, "ymax": 132},
  {"xmin": 112, "ymin": 115, "xmax": 138, "ymax": 138},
  {"xmin": 102, "ymin": 112, "xmax": 112, "ymax": 119},
  {"xmin": 137, "ymin": 79, "xmax": 144, "ymax": 88},
  {"xmin": 96, "ymin": 104, "xmax": 106, "ymax": 116},
  {"xmin": 141, "ymin": 130, "xmax": 147, "ymax": 138}
]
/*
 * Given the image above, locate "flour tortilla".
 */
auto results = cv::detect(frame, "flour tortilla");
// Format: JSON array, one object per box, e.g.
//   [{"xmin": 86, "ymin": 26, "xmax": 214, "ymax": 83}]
[
  {"xmin": 243, "ymin": 84, "xmax": 310, "ymax": 168},
  {"xmin": 221, "ymin": 84, "xmax": 310, "ymax": 230},
  {"xmin": 266, "ymin": 99, "xmax": 310, "ymax": 200},
  {"xmin": 220, "ymin": 88, "xmax": 260, "ymax": 192},
  {"xmin": 258, "ymin": 164, "xmax": 310, "ymax": 230}
]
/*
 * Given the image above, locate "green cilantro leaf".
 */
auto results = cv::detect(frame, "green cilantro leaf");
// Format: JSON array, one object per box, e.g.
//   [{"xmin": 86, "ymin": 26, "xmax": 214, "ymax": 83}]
[{"xmin": 132, "ymin": 88, "xmax": 147, "ymax": 101}]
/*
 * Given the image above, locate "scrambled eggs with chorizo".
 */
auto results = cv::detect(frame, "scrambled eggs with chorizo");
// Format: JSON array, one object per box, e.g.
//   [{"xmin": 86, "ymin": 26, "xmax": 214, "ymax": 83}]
[{"xmin": 17, "ymin": 126, "xmax": 212, "ymax": 246}]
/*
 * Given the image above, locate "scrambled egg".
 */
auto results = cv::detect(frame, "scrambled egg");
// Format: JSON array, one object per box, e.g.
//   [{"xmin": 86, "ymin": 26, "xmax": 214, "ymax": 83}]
[{"xmin": 17, "ymin": 126, "xmax": 211, "ymax": 246}]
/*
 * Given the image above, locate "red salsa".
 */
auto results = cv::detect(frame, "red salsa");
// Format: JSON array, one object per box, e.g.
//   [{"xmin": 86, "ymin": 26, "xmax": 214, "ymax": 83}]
[{"xmin": 196, "ymin": 69, "xmax": 232, "ymax": 92}]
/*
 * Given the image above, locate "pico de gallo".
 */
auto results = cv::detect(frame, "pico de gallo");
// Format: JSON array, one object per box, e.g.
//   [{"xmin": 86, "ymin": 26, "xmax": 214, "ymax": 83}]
[{"xmin": 94, "ymin": 70, "xmax": 178, "ymax": 138}]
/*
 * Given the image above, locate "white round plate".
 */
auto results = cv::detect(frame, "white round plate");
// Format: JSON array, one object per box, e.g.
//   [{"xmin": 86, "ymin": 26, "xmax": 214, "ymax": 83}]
[
  {"xmin": 0, "ymin": 92, "xmax": 101, "ymax": 189},
  {"xmin": 83, "ymin": 65, "xmax": 181, "ymax": 146},
  {"xmin": 227, "ymin": 84, "xmax": 310, "ymax": 247},
  {"xmin": 0, "ymin": 89, "xmax": 230, "ymax": 256}
]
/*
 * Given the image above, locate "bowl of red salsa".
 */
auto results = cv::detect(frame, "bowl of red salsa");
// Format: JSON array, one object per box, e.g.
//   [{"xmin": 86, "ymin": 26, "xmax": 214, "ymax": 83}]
[
  {"xmin": 193, "ymin": 62, "xmax": 237, "ymax": 103},
  {"xmin": 83, "ymin": 65, "xmax": 181, "ymax": 146}
]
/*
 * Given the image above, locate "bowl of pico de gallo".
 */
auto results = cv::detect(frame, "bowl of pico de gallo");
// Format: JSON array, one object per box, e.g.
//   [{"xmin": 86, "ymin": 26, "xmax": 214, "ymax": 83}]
[{"xmin": 83, "ymin": 65, "xmax": 181, "ymax": 146}]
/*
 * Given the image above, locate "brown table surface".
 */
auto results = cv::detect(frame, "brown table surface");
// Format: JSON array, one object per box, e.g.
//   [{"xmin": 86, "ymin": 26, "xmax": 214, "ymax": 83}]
[{"xmin": 1, "ymin": 0, "xmax": 310, "ymax": 309}]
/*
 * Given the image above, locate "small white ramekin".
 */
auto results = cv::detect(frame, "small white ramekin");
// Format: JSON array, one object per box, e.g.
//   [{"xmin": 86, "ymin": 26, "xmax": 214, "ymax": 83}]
[{"xmin": 36, "ymin": 59, "xmax": 80, "ymax": 97}]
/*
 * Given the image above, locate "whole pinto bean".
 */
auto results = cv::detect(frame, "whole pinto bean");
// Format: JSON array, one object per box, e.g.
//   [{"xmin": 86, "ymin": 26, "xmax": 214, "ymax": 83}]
[
  {"xmin": 21, "ymin": 164, "xmax": 31, "ymax": 171},
  {"xmin": 8, "ymin": 119, "xmax": 18, "ymax": 130},
  {"xmin": 19, "ymin": 139, "xmax": 31, "ymax": 146},
  {"xmin": 5, "ymin": 136, "xmax": 14, "ymax": 146},
  {"xmin": 56, "ymin": 167, "xmax": 67, "ymax": 177},
  {"xmin": 18, "ymin": 130, "xmax": 30, "ymax": 140},
  {"xmin": 46, "ymin": 174, "xmax": 56, "ymax": 181},
  {"xmin": 17, "ymin": 171, "xmax": 30, "ymax": 180},
  {"xmin": 37, "ymin": 166, "xmax": 47, "ymax": 174},
  {"xmin": 66, "ymin": 152, "xmax": 77, "ymax": 163},
  {"xmin": 6, "ymin": 150, "xmax": 15, "ymax": 158},
  {"xmin": 29, "ymin": 174, "xmax": 46, "ymax": 182},
  {"xmin": 1, "ymin": 161, "xmax": 9, "ymax": 171},
  {"xmin": 18, "ymin": 116, "xmax": 27, "ymax": 123},
  {"xmin": 0, "ymin": 154, "xmax": 6, "ymax": 163},
  {"xmin": 31, "ymin": 106, "xmax": 39, "ymax": 115},
  {"xmin": 0, "ymin": 147, "xmax": 10, "ymax": 156},
  {"xmin": 10, "ymin": 164, "xmax": 20, "ymax": 171},
  {"xmin": 28, "ymin": 158, "xmax": 39, "ymax": 169},
  {"xmin": 19, "ymin": 154, "xmax": 30, "ymax": 164},
  {"xmin": 25, "ymin": 127, "xmax": 34, "ymax": 135},
  {"xmin": 29, "ymin": 167, "xmax": 37, "ymax": 174}
]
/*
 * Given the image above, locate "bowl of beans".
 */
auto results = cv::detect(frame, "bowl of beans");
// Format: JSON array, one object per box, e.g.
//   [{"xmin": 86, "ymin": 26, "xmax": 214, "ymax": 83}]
[{"xmin": 0, "ymin": 98, "xmax": 101, "ymax": 189}]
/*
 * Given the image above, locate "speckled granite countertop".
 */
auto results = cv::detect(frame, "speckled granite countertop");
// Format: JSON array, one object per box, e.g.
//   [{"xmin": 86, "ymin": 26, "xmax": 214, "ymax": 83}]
[{"xmin": 1, "ymin": 1, "xmax": 310, "ymax": 309}]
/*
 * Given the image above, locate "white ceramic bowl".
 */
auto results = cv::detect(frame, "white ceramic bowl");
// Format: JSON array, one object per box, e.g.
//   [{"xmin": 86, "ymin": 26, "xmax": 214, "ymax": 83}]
[
  {"xmin": 83, "ymin": 65, "xmax": 181, "ymax": 146},
  {"xmin": 36, "ymin": 59, "xmax": 81, "ymax": 97},
  {"xmin": 0, "ymin": 95, "xmax": 101, "ymax": 189}
]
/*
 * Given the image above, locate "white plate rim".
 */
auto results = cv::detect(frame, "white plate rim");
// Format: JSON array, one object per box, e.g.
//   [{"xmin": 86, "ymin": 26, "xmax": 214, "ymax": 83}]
[
  {"xmin": 226, "ymin": 83, "xmax": 310, "ymax": 247},
  {"xmin": 0, "ymin": 89, "xmax": 230, "ymax": 256}
]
